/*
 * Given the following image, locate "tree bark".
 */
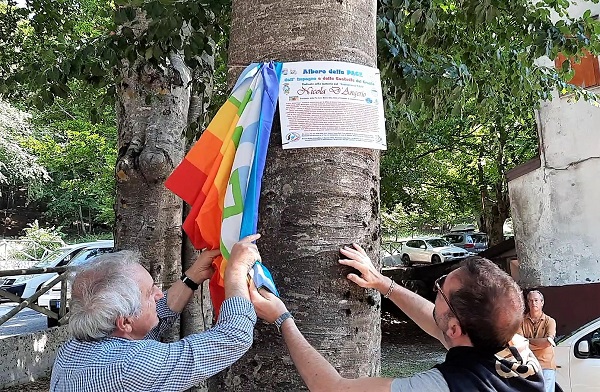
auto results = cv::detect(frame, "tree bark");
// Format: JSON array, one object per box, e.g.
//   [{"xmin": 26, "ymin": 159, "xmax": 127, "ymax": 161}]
[
  {"xmin": 214, "ymin": 1, "xmax": 381, "ymax": 390},
  {"xmin": 114, "ymin": 53, "xmax": 190, "ymax": 295}
]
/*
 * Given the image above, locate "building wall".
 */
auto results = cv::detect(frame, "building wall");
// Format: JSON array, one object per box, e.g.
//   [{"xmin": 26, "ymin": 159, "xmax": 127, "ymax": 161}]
[{"xmin": 508, "ymin": 88, "xmax": 600, "ymax": 288}]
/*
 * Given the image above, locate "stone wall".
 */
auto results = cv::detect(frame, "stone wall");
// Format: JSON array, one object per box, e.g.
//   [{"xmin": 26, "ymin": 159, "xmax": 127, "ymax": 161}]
[{"xmin": 0, "ymin": 326, "xmax": 69, "ymax": 388}]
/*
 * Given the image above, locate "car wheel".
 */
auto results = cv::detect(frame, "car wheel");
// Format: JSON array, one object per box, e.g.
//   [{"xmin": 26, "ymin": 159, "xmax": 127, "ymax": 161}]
[
  {"xmin": 431, "ymin": 255, "xmax": 442, "ymax": 264},
  {"xmin": 401, "ymin": 254, "xmax": 411, "ymax": 266},
  {"xmin": 47, "ymin": 317, "xmax": 59, "ymax": 328}
]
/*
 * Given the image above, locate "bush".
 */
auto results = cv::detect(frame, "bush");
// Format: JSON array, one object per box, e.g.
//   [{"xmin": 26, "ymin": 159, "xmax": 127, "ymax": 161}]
[{"xmin": 17, "ymin": 220, "xmax": 65, "ymax": 260}]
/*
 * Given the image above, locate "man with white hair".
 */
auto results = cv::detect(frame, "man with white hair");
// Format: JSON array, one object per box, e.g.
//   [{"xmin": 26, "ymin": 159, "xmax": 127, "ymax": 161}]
[
  {"xmin": 50, "ymin": 234, "xmax": 262, "ymax": 392},
  {"xmin": 519, "ymin": 290, "xmax": 557, "ymax": 392}
]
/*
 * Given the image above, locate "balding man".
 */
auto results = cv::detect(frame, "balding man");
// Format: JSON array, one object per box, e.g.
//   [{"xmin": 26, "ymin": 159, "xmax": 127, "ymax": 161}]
[
  {"xmin": 519, "ymin": 290, "xmax": 557, "ymax": 392},
  {"xmin": 251, "ymin": 247, "xmax": 545, "ymax": 392},
  {"xmin": 51, "ymin": 235, "xmax": 261, "ymax": 392}
]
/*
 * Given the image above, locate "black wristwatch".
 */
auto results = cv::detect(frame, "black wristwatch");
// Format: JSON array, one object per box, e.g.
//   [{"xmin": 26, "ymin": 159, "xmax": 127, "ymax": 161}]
[
  {"xmin": 274, "ymin": 311, "xmax": 293, "ymax": 332},
  {"xmin": 180, "ymin": 273, "xmax": 199, "ymax": 291}
]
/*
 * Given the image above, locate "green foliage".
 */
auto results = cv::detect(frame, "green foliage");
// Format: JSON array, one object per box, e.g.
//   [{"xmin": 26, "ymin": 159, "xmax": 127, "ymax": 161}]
[
  {"xmin": 23, "ymin": 118, "xmax": 117, "ymax": 228},
  {"xmin": 63, "ymin": 232, "xmax": 113, "ymax": 244},
  {"xmin": 0, "ymin": 100, "xmax": 49, "ymax": 194},
  {"xmin": 378, "ymin": 0, "xmax": 600, "ymax": 118},
  {"xmin": 0, "ymin": 0, "xmax": 230, "ymax": 123},
  {"xmin": 376, "ymin": 0, "xmax": 600, "ymax": 238},
  {"xmin": 18, "ymin": 220, "xmax": 65, "ymax": 260}
]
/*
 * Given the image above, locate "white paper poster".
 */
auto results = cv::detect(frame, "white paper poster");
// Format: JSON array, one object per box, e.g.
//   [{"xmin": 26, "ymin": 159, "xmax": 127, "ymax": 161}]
[{"xmin": 278, "ymin": 61, "xmax": 386, "ymax": 150}]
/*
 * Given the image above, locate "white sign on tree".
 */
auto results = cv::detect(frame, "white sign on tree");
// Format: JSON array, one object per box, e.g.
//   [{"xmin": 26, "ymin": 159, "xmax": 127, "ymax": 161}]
[{"xmin": 278, "ymin": 61, "xmax": 386, "ymax": 150}]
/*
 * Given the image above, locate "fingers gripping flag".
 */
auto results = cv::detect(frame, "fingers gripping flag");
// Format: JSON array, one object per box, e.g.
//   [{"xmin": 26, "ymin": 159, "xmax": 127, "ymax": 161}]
[{"xmin": 165, "ymin": 62, "xmax": 281, "ymax": 317}]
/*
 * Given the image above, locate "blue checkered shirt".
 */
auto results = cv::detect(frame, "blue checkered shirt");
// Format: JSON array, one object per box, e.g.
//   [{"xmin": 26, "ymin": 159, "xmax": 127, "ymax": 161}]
[{"xmin": 50, "ymin": 296, "xmax": 256, "ymax": 392}]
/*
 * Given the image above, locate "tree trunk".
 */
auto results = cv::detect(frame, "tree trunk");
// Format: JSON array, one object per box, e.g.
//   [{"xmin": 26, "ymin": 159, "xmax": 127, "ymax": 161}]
[
  {"xmin": 213, "ymin": 1, "xmax": 381, "ymax": 390},
  {"xmin": 114, "ymin": 53, "xmax": 190, "ymax": 297}
]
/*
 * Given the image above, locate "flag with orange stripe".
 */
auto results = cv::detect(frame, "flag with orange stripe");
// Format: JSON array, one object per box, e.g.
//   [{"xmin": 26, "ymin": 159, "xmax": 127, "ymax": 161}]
[{"xmin": 166, "ymin": 62, "xmax": 281, "ymax": 316}]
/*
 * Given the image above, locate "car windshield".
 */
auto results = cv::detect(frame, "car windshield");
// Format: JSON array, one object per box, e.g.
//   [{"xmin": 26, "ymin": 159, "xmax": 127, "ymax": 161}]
[
  {"xmin": 556, "ymin": 317, "xmax": 600, "ymax": 344},
  {"xmin": 444, "ymin": 235, "xmax": 463, "ymax": 243},
  {"xmin": 69, "ymin": 248, "xmax": 113, "ymax": 267},
  {"xmin": 32, "ymin": 248, "xmax": 66, "ymax": 268},
  {"xmin": 427, "ymin": 239, "xmax": 449, "ymax": 248},
  {"xmin": 471, "ymin": 234, "xmax": 487, "ymax": 244}
]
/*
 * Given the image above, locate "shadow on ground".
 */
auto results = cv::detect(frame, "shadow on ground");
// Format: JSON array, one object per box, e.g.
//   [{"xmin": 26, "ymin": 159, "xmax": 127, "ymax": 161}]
[{"xmin": 381, "ymin": 311, "xmax": 446, "ymax": 378}]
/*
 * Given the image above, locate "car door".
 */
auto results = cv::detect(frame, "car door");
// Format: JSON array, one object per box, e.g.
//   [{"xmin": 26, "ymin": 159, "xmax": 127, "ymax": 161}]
[
  {"xmin": 569, "ymin": 326, "xmax": 600, "ymax": 391},
  {"xmin": 414, "ymin": 240, "xmax": 428, "ymax": 262}
]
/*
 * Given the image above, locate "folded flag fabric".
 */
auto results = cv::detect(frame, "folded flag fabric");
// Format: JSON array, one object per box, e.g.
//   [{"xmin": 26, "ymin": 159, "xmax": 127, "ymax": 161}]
[
  {"xmin": 165, "ymin": 62, "xmax": 281, "ymax": 317},
  {"xmin": 248, "ymin": 261, "xmax": 279, "ymax": 294}
]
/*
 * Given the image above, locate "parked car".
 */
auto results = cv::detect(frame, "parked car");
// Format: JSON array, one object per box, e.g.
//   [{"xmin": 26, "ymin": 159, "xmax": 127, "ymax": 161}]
[
  {"xmin": 0, "ymin": 240, "xmax": 114, "ymax": 302},
  {"xmin": 555, "ymin": 316, "xmax": 600, "ymax": 392},
  {"xmin": 400, "ymin": 237, "xmax": 468, "ymax": 266},
  {"xmin": 39, "ymin": 241, "xmax": 114, "ymax": 327},
  {"xmin": 442, "ymin": 232, "xmax": 488, "ymax": 253}
]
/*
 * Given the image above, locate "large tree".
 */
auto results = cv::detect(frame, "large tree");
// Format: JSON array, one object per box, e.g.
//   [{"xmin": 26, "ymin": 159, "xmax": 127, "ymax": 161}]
[
  {"xmin": 0, "ymin": 0, "xmax": 227, "ymax": 370},
  {"xmin": 209, "ymin": 1, "xmax": 382, "ymax": 390}
]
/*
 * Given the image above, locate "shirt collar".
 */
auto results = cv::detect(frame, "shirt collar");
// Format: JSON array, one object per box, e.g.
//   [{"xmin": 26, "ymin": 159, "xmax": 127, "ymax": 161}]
[{"xmin": 526, "ymin": 312, "xmax": 546, "ymax": 322}]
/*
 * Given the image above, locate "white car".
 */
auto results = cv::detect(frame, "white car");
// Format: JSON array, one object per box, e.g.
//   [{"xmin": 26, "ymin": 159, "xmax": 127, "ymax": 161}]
[
  {"xmin": 0, "ymin": 240, "xmax": 114, "ymax": 302},
  {"xmin": 555, "ymin": 316, "xmax": 600, "ymax": 391},
  {"xmin": 400, "ymin": 237, "xmax": 468, "ymax": 266},
  {"xmin": 39, "ymin": 241, "xmax": 114, "ymax": 327}
]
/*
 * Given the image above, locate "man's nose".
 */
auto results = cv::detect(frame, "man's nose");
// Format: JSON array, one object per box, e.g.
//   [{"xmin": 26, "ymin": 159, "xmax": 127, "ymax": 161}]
[{"xmin": 154, "ymin": 286, "xmax": 164, "ymax": 300}]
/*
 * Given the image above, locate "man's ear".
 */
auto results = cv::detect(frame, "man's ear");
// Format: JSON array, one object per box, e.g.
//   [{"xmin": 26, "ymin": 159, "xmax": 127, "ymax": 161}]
[
  {"xmin": 115, "ymin": 316, "xmax": 133, "ymax": 334},
  {"xmin": 446, "ymin": 318, "xmax": 463, "ymax": 339}
]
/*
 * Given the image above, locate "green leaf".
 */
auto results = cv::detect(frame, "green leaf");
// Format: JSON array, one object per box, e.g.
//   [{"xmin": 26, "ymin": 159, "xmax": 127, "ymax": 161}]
[
  {"xmin": 50, "ymin": 84, "xmax": 69, "ymax": 99},
  {"xmin": 411, "ymin": 9, "xmax": 423, "ymax": 25},
  {"xmin": 153, "ymin": 45, "xmax": 164, "ymax": 59},
  {"xmin": 145, "ymin": 47, "xmax": 153, "ymax": 60}
]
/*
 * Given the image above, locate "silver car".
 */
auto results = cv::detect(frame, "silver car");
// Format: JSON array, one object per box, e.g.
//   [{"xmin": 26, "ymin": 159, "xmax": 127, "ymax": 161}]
[{"xmin": 442, "ymin": 232, "xmax": 488, "ymax": 253}]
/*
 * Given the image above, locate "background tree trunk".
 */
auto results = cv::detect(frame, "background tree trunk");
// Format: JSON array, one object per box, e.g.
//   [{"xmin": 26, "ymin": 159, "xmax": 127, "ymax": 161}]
[
  {"xmin": 114, "ymin": 53, "xmax": 190, "ymax": 301},
  {"xmin": 211, "ymin": 1, "xmax": 381, "ymax": 390}
]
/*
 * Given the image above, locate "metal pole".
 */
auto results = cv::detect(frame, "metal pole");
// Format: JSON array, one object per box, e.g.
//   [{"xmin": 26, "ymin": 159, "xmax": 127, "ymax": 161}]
[{"xmin": 59, "ymin": 278, "xmax": 68, "ymax": 323}]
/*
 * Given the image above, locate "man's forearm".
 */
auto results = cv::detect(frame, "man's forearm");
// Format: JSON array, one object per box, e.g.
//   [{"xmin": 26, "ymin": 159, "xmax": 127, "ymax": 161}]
[
  {"xmin": 166, "ymin": 280, "xmax": 196, "ymax": 313},
  {"xmin": 281, "ymin": 319, "xmax": 393, "ymax": 392},
  {"xmin": 529, "ymin": 337, "xmax": 552, "ymax": 349},
  {"xmin": 379, "ymin": 277, "xmax": 446, "ymax": 346},
  {"xmin": 225, "ymin": 266, "xmax": 250, "ymax": 300},
  {"xmin": 166, "ymin": 262, "xmax": 213, "ymax": 313},
  {"xmin": 281, "ymin": 318, "xmax": 343, "ymax": 391}
]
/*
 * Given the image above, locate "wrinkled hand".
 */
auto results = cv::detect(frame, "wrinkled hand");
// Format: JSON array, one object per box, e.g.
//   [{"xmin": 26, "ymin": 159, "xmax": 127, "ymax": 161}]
[
  {"xmin": 338, "ymin": 243, "xmax": 388, "ymax": 292},
  {"xmin": 186, "ymin": 248, "xmax": 221, "ymax": 283},
  {"xmin": 228, "ymin": 234, "xmax": 262, "ymax": 273},
  {"xmin": 249, "ymin": 283, "xmax": 288, "ymax": 323}
]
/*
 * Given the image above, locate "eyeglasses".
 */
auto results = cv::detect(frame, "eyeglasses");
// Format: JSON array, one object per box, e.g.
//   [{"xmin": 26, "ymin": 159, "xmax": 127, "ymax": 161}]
[{"xmin": 434, "ymin": 274, "xmax": 462, "ymax": 327}]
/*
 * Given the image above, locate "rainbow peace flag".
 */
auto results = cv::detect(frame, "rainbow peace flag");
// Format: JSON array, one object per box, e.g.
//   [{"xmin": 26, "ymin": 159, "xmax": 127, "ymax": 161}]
[{"xmin": 165, "ymin": 62, "xmax": 281, "ymax": 316}]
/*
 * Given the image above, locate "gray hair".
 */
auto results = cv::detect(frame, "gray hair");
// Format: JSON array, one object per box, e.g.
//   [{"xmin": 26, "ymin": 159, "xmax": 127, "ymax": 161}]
[
  {"xmin": 68, "ymin": 251, "xmax": 144, "ymax": 341},
  {"xmin": 527, "ymin": 290, "xmax": 544, "ymax": 301}
]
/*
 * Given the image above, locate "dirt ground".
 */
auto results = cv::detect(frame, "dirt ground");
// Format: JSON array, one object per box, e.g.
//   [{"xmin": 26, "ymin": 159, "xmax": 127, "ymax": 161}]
[
  {"xmin": 1, "ymin": 314, "xmax": 445, "ymax": 391},
  {"xmin": 380, "ymin": 311, "xmax": 446, "ymax": 378},
  {"xmin": 0, "ymin": 377, "xmax": 49, "ymax": 392}
]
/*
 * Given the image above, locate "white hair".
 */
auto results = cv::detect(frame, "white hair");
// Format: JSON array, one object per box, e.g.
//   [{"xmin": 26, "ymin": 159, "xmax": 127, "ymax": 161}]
[
  {"xmin": 67, "ymin": 251, "xmax": 144, "ymax": 341},
  {"xmin": 527, "ymin": 290, "xmax": 544, "ymax": 301}
]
